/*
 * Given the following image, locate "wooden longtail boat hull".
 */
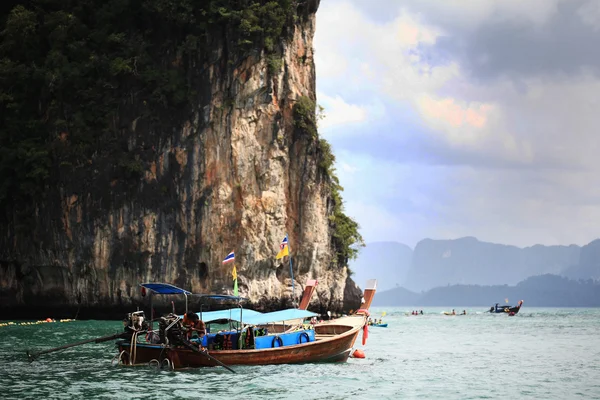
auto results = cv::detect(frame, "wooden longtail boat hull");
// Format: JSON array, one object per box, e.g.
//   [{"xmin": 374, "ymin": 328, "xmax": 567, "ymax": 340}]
[{"xmin": 117, "ymin": 323, "xmax": 361, "ymax": 369}]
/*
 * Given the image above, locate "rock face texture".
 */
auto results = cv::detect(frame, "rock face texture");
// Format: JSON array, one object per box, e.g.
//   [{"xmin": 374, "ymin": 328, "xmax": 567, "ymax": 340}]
[{"xmin": 0, "ymin": 0, "xmax": 362, "ymax": 318}]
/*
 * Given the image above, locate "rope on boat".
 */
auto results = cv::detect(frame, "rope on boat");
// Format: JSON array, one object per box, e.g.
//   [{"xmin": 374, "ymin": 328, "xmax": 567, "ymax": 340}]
[{"xmin": 129, "ymin": 331, "xmax": 141, "ymax": 365}]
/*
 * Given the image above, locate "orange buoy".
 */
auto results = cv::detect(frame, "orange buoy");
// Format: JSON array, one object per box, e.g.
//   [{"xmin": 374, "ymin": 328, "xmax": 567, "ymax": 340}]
[
  {"xmin": 352, "ymin": 349, "xmax": 366, "ymax": 359},
  {"xmin": 45, "ymin": 318, "xmax": 52, "ymax": 323},
  {"xmin": 362, "ymin": 324, "xmax": 369, "ymax": 345}
]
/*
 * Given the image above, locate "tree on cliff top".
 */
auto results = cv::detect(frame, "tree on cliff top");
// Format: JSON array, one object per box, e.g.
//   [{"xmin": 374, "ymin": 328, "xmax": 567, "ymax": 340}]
[
  {"xmin": 0, "ymin": 0, "xmax": 361, "ymax": 270},
  {"xmin": 0, "ymin": 0, "xmax": 298, "ymax": 218}
]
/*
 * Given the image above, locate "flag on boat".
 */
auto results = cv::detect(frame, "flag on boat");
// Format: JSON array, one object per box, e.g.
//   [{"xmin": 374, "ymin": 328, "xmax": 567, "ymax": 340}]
[
  {"xmin": 232, "ymin": 265, "xmax": 239, "ymax": 296},
  {"xmin": 222, "ymin": 251, "xmax": 235, "ymax": 264},
  {"xmin": 276, "ymin": 235, "xmax": 289, "ymax": 259}
]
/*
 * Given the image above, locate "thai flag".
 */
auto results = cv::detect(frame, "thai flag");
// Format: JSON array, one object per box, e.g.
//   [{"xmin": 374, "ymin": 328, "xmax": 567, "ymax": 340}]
[
  {"xmin": 222, "ymin": 251, "xmax": 235, "ymax": 264},
  {"xmin": 280, "ymin": 235, "xmax": 288, "ymax": 250}
]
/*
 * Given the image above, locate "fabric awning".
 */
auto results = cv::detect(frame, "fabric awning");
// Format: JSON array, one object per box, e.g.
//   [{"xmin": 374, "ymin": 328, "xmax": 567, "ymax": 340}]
[
  {"xmin": 195, "ymin": 308, "xmax": 262, "ymax": 323},
  {"xmin": 140, "ymin": 283, "xmax": 192, "ymax": 295},
  {"xmin": 192, "ymin": 308, "xmax": 317, "ymax": 325},
  {"xmin": 240, "ymin": 309, "xmax": 318, "ymax": 325}
]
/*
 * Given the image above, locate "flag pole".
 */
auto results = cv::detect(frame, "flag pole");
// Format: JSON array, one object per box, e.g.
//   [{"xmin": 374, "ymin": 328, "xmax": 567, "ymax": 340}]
[{"xmin": 288, "ymin": 235, "xmax": 295, "ymax": 308}]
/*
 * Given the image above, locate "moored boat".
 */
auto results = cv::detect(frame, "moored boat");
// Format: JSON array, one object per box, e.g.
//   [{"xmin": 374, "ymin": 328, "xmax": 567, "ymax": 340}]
[{"xmin": 115, "ymin": 279, "xmax": 378, "ymax": 370}]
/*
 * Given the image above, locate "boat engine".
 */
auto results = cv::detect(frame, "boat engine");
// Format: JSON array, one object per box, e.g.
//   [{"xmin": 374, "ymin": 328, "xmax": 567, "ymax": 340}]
[
  {"xmin": 158, "ymin": 314, "xmax": 185, "ymax": 345},
  {"xmin": 123, "ymin": 311, "xmax": 148, "ymax": 338}
]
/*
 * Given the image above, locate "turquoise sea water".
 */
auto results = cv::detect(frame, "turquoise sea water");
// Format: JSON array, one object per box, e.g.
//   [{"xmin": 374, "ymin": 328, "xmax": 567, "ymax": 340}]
[{"xmin": 1, "ymin": 307, "xmax": 599, "ymax": 399}]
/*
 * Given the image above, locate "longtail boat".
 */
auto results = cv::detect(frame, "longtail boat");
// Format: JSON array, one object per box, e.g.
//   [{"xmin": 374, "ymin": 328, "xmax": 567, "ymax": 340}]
[
  {"xmin": 115, "ymin": 279, "xmax": 377, "ymax": 370},
  {"xmin": 489, "ymin": 300, "xmax": 524, "ymax": 314}
]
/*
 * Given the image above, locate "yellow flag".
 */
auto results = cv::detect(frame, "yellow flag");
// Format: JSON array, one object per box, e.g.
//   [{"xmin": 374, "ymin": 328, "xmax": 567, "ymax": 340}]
[
  {"xmin": 276, "ymin": 245, "xmax": 289, "ymax": 259},
  {"xmin": 232, "ymin": 265, "xmax": 237, "ymax": 281}
]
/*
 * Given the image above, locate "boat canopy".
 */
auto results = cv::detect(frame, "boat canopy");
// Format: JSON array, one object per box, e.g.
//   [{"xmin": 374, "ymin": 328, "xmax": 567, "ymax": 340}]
[
  {"xmin": 192, "ymin": 294, "xmax": 248, "ymax": 302},
  {"xmin": 140, "ymin": 283, "xmax": 192, "ymax": 295},
  {"xmin": 195, "ymin": 308, "xmax": 262, "ymax": 323},
  {"xmin": 242, "ymin": 309, "xmax": 318, "ymax": 325},
  {"xmin": 193, "ymin": 308, "xmax": 317, "ymax": 325}
]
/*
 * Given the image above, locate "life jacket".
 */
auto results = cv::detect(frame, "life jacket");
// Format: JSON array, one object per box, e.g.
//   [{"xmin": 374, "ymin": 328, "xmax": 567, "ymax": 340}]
[
  {"xmin": 244, "ymin": 327, "xmax": 254, "ymax": 349},
  {"xmin": 223, "ymin": 334, "xmax": 233, "ymax": 350}
]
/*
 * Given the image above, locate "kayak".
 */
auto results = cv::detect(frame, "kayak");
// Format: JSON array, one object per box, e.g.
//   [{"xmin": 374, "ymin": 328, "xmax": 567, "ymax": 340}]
[{"xmin": 371, "ymin": 323, "xmax": 388, "ymax": 327}]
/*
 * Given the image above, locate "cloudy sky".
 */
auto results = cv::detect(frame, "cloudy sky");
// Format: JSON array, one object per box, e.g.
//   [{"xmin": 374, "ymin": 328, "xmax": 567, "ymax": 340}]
[{"xmin": 314, "ymin": 0, "xmax": 600, "ymax": 248}]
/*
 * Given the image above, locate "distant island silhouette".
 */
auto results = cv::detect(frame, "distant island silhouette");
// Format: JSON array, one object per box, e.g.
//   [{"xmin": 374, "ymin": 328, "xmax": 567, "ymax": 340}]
[
  {"xmin": 350, "ymin": 237, "xmax": 600, "ymax": 293},
  {"xmin": 372, "ymin": 274, "xmax": 600, "ymax": 307}
]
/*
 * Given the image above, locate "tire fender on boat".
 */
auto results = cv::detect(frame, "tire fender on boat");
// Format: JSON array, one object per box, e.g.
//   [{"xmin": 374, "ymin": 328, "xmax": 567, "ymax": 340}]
[
  {"xmin": 272, "ymin": 335, "xmax": 283, "ymax": 348},
  {"xmin": 298, "ymin": 332, "xmax": 310, "ymax": 344}
]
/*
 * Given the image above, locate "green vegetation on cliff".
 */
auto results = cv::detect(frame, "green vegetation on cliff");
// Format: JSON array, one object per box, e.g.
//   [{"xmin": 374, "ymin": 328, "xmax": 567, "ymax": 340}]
[
  {"xmin": 0, "ymin": 0, "xmax": 361, "ymax": 270},
  {"xmin": 0, "ymin": 0, "xmax": 299, "ymax": 215},
  {"xmin": 293, "ymin": 95, "xmax": 365, "ymax": 266}
]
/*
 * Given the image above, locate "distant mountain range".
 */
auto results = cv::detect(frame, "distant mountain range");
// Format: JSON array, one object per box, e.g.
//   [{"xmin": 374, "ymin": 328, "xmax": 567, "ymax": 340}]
[
  {"xmin": 371, "ymin": 274, "xmax": 600, "ymax": 307},
  {"xmin": 349, "ymin": 237, "xmax": 600, "ymax": 292}
]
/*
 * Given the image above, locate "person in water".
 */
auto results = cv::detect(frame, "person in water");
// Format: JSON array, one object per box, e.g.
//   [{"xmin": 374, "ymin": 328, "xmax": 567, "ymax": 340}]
[
  {"xmin": 462, "ymin": 310, "xmax": 467, "ymax": 315},
  {"xmin": 420, "ymin": 310, "xmax": 423, "ymax": 315},
  {"xmin": 452, "ymin": 309, "xmax": 456, "ymax": 315}
]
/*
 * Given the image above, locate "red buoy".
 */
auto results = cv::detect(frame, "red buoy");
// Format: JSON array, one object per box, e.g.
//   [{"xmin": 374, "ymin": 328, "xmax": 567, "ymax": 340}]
[{"xmin": 352, "ymin": 349, "xmax": 366, "ymax": 359}]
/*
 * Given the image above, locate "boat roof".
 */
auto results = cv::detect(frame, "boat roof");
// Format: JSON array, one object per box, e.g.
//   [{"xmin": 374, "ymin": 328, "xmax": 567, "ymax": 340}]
[
  {"xmin": 243, "ymin": 309, "xmax": 318, "ymax": 325},
  {"xmin": 196, "ymin": 308, "xmax": 262, "ymax": 323},
  {"xmin": 193, "ymin": 308, "xmax": 318, "ymax": 325},
  {"xmin": 140, "ymin": 284, "xmax": 247, "ymax": 301},
  {"xmin": 191, "ymin": 294, "xmax": 248, "ymax": 302},
  {"xmin": 140, "ymin": 283, "xmax": 192, "ymax": 295}
]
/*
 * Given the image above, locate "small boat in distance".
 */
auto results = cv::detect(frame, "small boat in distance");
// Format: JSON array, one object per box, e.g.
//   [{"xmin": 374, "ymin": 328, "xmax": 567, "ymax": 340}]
[
  {"xmin": 489, "ymin": 300, "xmax": 523, "ymax": 314},
  {"xmin": 442, "ymin": 310, "xmax": 467, "ymax": 316},
  {"xmin": 367, "ymin": 314, "xmax": 387, "ymax": 327}
]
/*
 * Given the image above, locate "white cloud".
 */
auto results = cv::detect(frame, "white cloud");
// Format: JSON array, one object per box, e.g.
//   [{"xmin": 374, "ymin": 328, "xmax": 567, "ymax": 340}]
[
  {"xmin": 339, "ymin": 162, "xmax": 358, "ymax": 174},
  {"xmin": 317, "ymin": 93, "xmax": 369, "ymax": 132},
  {"xmin": 315, "ymin": 0, "xmax": 600, "ymax": 247},
  {"xmin": 402, "ymin": 0, "xmax": 564, "ymax": 29},
  {"xmin": 578, "ymin": 0, "xmax": 600, "ymax": 31}
]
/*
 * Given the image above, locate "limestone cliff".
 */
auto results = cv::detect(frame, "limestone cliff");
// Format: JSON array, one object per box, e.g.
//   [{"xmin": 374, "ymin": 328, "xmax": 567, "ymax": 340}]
[{"xmin": 0, "ymin": 0, "xmax": 362, "ymax": 318}]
